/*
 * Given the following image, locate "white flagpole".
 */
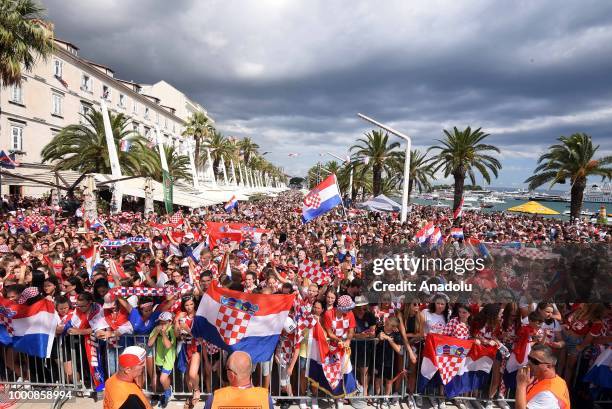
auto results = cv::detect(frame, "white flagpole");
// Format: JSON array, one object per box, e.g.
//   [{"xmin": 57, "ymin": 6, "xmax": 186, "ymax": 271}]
[
  {"xmin": 155, "ymin": 127, "xmax": 169, "ymax": 172},
  {"xmin": 220, "ymin": 156, "xmax": 228, "ymax": 185},
  {"xmin": 205, "ymin": 148, "xmax": 217, "ymax": 187},
  {"xmin": 230, "ymin": 159, "xmax": 237, "ymax": 186},
  {"xmin": 100, "ymin": 99, "xmax": 123, "ymax": 213},
  {"xmin": 187, "ymin": 139, "xmax": 199, "ymax": 189}
]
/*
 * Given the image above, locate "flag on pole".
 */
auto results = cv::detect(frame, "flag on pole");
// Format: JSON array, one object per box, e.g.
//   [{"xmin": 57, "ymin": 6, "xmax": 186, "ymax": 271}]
[
  {"xmin": 224, "ymin": 195, "xmax": 238, "ymax": 213},
  {"xmin": 453, "ymin": 197, "xmax": 464, "ymax": 219},
  {"xmin": 0, "ymin": 150, "xmax": 19, "ymax": 169},
  {"xmin": 192, "ymin": 281, "xmax": 295, "ymax": 363},
  {"xmin": 162, "ymin": 170, "xmax": 173, "ymax": 214},
  {"xmin": 302, "ymin": 175, "xmax": 342, "ymax": 223}
]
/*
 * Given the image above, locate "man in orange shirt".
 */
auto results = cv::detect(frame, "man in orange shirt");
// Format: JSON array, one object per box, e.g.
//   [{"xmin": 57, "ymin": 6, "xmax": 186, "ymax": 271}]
[
  {"xmin": 516, "ymin": 344, "xmax": 571, "ymax": 409},
  {"xmin": 204, "ymin": 351, "xmax": 273, "ymax": 409},
  {"xmin": 104, "ymin": 346, "xmax": 152, "ymax": 409}
]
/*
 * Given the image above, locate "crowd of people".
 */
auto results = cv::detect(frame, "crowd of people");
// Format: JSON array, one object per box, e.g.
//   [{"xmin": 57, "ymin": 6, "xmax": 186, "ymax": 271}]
[{"xmin": 0, "ymin": 190, "xmax": 610, "ymax": 409}]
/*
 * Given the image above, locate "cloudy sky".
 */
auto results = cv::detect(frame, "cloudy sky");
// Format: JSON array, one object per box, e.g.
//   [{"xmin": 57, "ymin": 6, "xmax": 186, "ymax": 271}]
[{"xmin": 43, "ymin": 0, "xmax": 612, "ymax": 188}]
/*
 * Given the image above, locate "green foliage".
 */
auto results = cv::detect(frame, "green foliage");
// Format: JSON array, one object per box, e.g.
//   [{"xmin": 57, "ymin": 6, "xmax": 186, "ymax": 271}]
[
  {"xmin": 525, "ymin": 133, "xmax": 612, "ymax": 219},
  {"xmin": 430, "ymin": 126, "xmax": 501, "ymax": 210},
  {"xmin": 0, "ymin": 0, "xmax": 54, "ymax": 86},
  {"xmin": 41, "ymin": 108, "xmax": 155, "ymax": 175}
]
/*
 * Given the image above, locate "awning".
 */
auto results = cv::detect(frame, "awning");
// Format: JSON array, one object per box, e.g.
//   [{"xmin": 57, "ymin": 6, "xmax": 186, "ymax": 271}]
[
  {"xmin": 506, "ymin": 201, "xmax": 560, "ymax": 215},
  {"xmin": 92, "ymin": 174, "xmax": 219, "ymax": 208},
  {"xmin": 357, "ymin": 194, "xmax": 401, "ymax": 212}
]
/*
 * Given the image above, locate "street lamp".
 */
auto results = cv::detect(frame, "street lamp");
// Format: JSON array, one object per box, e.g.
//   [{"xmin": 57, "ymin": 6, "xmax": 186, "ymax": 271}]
[
  {"xmin": 357, "ymin": 113, "xmax": 412, "ymax": 223},
  {"xmin": 325, "ymin": 151, "xmax": 353, "ymax": 200}
]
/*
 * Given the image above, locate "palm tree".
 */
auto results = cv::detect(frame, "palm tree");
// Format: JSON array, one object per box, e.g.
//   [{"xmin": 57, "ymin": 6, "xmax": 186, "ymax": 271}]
[
  {"xmin": 430, "ymin": 127, "xmax": 502, "ymax": 210},
  {"xmin": 0, "ymin": 0, "xmax": 54, "ymax": 86},
  {"xmin": 324, "ymin": 160, "xmax": 341, "ymax": 175},
  {"xmin": 41, "ymin": 108, "xmax": 153, "ymax": 175},
  {"xmin": 525, "ymin": 133, "xmax": 612, "ymax": 220},
  {"xmin": 237, "ymin": 137, "xmax": 260, "ymax": 166},
  {"xmin": 350, "ymin": 130, "xmax": 402, "ymax": 196},
  {"xmin": 203, "ymin": 131, "xmax": 233, "ymax": 178},
  {"xmin": 394, "ymin": 149, "xmax": 436, "ymax": 202},
  {"xmin": 182, "ymin": 112, "xmax": 214, "ymax": 167}
]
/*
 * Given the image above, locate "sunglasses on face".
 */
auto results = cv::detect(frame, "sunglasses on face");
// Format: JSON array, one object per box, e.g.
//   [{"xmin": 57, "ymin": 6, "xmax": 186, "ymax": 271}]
[{"xmin": 528, "ymin": 356, "xmax": 551, "ymax": 366}]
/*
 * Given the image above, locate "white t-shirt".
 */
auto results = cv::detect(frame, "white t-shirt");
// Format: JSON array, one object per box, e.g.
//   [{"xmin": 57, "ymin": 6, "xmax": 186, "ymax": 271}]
[
  {"xmin": 527, "ymin": 390, "xmax": 560, "ymax": 409},
  {"xmin": 156, "ymin": 271, "xmax": 169, "ymax": 287},
  {"xmin": 423, "ymin": 310, "xmax": 446, "ymax": 334}
]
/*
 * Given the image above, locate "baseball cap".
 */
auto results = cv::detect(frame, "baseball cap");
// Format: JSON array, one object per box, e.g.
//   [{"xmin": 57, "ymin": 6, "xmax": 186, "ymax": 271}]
[
  {"xmin": 337, "ymin": 295, "xmax": 355, "ymax": 312},
  {"xmin": 119, "ymin": 346, "xmax": 146, "ymax": 367},
  {"xmin": 157, "ymin": 311, "xmax": 173, "ymax": 322}
]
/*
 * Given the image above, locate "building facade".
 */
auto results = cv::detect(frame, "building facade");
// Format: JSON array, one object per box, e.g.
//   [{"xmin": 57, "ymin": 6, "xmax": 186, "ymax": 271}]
[{"xmin": 0, "ymin": 38, "xmax": 211, "ymax": 196}]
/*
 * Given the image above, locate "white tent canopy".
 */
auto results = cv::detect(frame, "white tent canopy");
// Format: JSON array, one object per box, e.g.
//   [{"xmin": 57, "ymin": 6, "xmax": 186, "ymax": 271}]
[
  {"xmin": 357, "ymin": 194, "xmax": 401, "ymax": 212},
  {"xmin": 92, "ymin": 174, "xmax": 219, "ymax": 208}
]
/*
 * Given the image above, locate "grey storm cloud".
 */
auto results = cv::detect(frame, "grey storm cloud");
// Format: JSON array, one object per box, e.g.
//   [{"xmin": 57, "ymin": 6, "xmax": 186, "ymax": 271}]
[{"xmin": 42, "ymin": 0, "xmax": 612, "ymax": 181}]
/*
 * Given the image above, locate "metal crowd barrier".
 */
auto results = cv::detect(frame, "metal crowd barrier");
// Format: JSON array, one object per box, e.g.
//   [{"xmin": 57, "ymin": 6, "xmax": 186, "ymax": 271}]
[{"xmin": 1, "ymin": 334, "xmax": 610, "ymax": 407}]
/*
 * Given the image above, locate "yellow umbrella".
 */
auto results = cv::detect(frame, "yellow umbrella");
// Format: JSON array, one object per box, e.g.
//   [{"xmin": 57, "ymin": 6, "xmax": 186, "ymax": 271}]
[{"xmin": 506, "ymin": 201, "xmax": 560, "ymax": 215}]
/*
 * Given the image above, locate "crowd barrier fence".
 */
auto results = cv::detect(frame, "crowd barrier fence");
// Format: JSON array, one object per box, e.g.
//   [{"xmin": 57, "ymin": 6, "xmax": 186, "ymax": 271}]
[{"xmin": 0, "ymin": 334, "xmax": 610, "ymax": 407}]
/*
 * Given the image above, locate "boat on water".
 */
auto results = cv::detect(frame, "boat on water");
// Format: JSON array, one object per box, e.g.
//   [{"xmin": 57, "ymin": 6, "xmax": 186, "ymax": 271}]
[
  {"xmin": 583, "ymin": 183, "xmax": 612, "ymax": 203},
  {"xmin": 432, "ymin": 201, "xmax": 450, "ymax": 208},
  {"xmin": 463, "ymin": 195, "xmax": 479, "ymax": 202},
  {"xmin": 563, "ymin": 210, "xmax": 597, "ymax": 216},
  {"xmin": 462, "ymin": 204, "xmax": 481, "ymax": 211},
  {"xmin": 482, "ymin": 196, "xmax": 505, "ymax": 204},
  {"xmin": 479, "ymin": 202, "xmax": 494, "ymax": 208},
  {"xmin": 528, "ymin": 193, "xmax": 569, "ymax": 202}
]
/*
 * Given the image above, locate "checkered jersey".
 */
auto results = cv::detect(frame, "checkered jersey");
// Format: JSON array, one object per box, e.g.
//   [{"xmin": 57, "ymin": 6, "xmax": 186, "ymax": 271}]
[
  {"xmin": 442, "ymin": 317, "xmax": 470, "ymax": 340},
  {"xmin": 298, "ymin": 259, "xmax": 330, "ymax": 285}
]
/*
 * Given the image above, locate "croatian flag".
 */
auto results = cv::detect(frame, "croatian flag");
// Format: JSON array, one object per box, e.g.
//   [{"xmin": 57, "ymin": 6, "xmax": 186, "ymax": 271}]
[
  {"xmin": 453, "ymin": 197, "xmax": 464, "ymax": 219},
  {"xmin": 466, "ymin": 237, "xmax": 490, "ymax": 259},
  {"xmin": 227, "ymin": 223, "xmax": 270, "ymax": 244},
  {"xmin": 430, "ymin": 227, "xmax": 443, "ymax": 249},
  {"xmin": 302, "ymin": 175, "xmax": 342, "ymax": 223},
  {"xmin": 503, "ymin": 325, "xmax": 532, "ymax": 389},
  {"xmin": 583, "ymin": 348, "xmax": 612, "ymax": 390},
  {"xmin": 419, "ymin": 334, "xmax": 497, "ymax": 398},
  {"xmin": 415, "ymin": 221, "xmax": 435, "ymax": 244},
  {"xmin": 86, "ymin": 218, "xmax": 104, "ymax": 230},
  {"xmin": 0, "ymin": 297, "xmax": 60, "ymax": 358},
  {"xmin": 0, "ymin": 150, "xmax": 19, "ymax": 169},
  {"xmin": 450, "ymin": 228, "xmax": 464, "ymax": 239},
  {"xmin": 306, "ymin": 321, "xmax": 357, "ymax": 397},
  {"xmin": 80, "ymin": 245, "xmax": 101, "ymax": 277},
  {"xmin": 224, "ymin": 195, "xmax": 238, "ymax": 213},
  {"xmin": 192, "ymin": 281, "xmax": 295, "ymax": 363}
]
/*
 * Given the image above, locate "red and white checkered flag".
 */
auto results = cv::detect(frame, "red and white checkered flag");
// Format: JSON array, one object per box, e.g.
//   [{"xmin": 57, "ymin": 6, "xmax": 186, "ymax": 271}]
[
  {"xmin": 298, "ymin": 259, "xmax": 331, "ymax": 285},
  {"xmin": 169, "ymin": 211, "xmax": 183, "ymax": 225}
]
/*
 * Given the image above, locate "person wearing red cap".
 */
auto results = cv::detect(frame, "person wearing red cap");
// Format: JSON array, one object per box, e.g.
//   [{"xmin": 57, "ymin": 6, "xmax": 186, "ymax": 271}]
[{"xmin": 104, "ymin": 346, "xmax": 152, "ymax": 409}]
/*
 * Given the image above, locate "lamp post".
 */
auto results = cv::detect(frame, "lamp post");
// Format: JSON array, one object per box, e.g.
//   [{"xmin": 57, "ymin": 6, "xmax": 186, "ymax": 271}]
[
  {"xmin": 357, "ymin": 113, "xmax": 411, "ymax": 223},
  {"xmin": 325, "ymin": 151, "xmax": 353, "ymax": 200}
]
